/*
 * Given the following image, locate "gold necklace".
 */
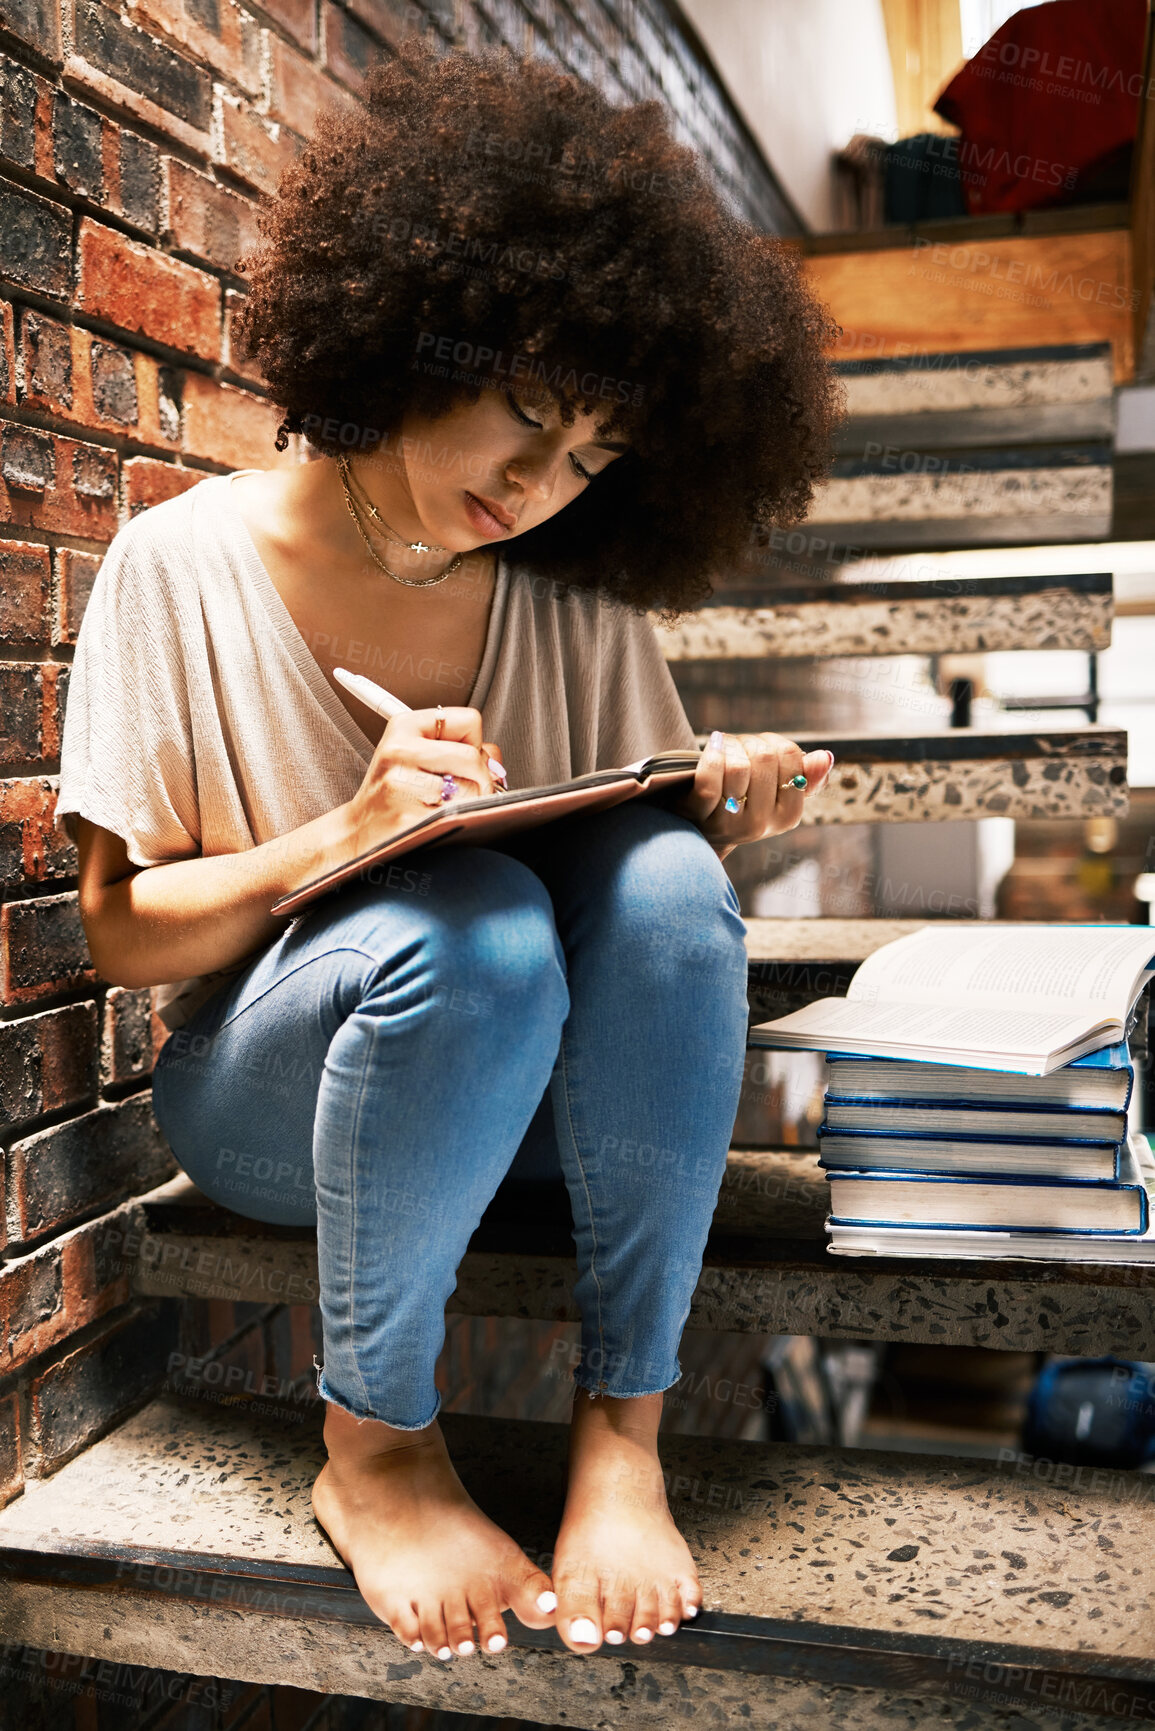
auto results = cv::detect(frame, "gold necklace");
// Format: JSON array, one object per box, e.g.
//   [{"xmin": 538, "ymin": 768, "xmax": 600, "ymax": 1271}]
[
  {"xmin": 342, "ymin": 456, "xmax": 450, "ymax": 554},
  {"xmin": 337, "ymin": 458, "xmax": 463, "ymax": 587}
]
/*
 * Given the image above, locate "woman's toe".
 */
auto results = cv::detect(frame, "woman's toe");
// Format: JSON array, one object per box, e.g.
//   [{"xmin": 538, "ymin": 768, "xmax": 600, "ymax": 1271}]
[
  {"xmin": 419, "ymin": 1603, "xmax": 452, "ymax": 1661},
  {"xmin": 601, "ymin": 1580, "xmax": 635, "ymax": 1647},
  {"xmin": 506, "ymin": 1556, "xmax": 558, "ymax": 1630},
  {"xmin": 555, "ymin": 1575, "xmax": 604, "ymax": 1653},
  {"xmin": 629, "ymin": 1581, "xmax": 661, "ymax": 1646},
  {"xmin": 444, "ymin": 1594, "xmax": 477, "ymax": 1656},
  {"xmin": 468, "ymin": 1582, "xmax": 508, "ymax": 1655},
  {"xmin": 677, "ymin": 1576, "xmax": 702, "ymax": 1620}
]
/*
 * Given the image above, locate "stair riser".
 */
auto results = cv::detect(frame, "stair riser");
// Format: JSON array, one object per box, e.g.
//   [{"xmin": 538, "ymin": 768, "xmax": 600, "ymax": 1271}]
[
  {"xmin": 0, "ymin": 1587, "xmax": 1142, "ymax": 1731},
  {"xmin": 134, "ymin": 1239, "xmax": 1155, "ymax": 1358}
]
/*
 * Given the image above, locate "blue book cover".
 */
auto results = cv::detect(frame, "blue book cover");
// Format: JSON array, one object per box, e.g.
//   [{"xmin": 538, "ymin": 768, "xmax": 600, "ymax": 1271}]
[{"xmin": 826, "ymin": 1140, "xmax": 1147, "ymax": 1234}]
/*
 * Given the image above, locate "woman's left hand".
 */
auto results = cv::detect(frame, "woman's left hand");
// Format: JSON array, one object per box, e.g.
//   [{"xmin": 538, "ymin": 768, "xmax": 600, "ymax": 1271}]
[{"xmin": 671, "ymin": 731, "xmax": 835, "ymax": 859}]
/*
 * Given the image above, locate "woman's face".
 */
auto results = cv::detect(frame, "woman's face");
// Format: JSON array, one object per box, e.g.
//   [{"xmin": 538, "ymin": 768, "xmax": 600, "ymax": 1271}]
[{"xmin": 380, "ymin": 382, "xmax": 630, "ymax": 552}]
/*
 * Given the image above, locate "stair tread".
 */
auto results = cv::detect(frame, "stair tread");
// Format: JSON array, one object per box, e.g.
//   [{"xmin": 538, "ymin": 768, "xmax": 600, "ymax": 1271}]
[{"xmin": 2, "ymin": 1391, "xmax": 1153, "ymax": 1674}]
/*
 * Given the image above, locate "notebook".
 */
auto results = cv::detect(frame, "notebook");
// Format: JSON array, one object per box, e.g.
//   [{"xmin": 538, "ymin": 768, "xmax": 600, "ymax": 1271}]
[{"xmin": 269, "ymin": 750, "xmax": 701, "ymax": 917}]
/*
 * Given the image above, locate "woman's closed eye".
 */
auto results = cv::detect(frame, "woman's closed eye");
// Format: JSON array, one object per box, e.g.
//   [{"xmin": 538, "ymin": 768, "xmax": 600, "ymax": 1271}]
[{"xmin": 504, "ymin": 391, "xmax": 596, "ymax": 483}]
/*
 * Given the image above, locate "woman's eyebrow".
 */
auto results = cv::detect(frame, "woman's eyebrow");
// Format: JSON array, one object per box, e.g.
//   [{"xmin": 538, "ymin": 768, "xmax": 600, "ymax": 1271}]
[{"xmin": 591, "ymin": 438, "xmax": 630, "ymax": 452}]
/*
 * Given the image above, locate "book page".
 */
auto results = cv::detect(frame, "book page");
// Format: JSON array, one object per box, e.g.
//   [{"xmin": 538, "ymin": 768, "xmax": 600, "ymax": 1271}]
[
  {"xmin": 762, "ymin": 996, "xmax": 1103, "ymax": 1060},
  {"xmin": 846, "ymin": 926, "xmax": 1155, "ymax": 1020}
]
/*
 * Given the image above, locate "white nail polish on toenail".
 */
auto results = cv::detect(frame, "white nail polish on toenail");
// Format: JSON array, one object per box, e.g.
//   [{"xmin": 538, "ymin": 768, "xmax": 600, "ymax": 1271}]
[
  {"xmin": 570, "ymin": 1617, "xmax": 599, "ymax": 1643},
  {"xmin": 410, "ymin": 1640, "xmax": 424, "ymax": 1652},
  {"xmin": 685, "ymin": 1604, "xmax": 699, "ymax": 1617},
  {"xmin": 436, "ymin": 1646, "xmax": 453, "ymax": 1661},
  {"xmin": 659, "ymin": 1621, "xmax": 677, "ymax": 1635},
  {"xmin": 634, "ymin": 1627, "xmax": 653, "ymax": 1641},
  {"xmin": 486, "ymin": 1634, "xmax": 507, "ymax": 1652},
  {"xmin": 536, "ymin": 1590, "xmax": 558, "ymax": 1613},
  {"xmin": 605, "ymin": 1630, "xmax": 626, "ymax": 1645},
  {"xmin": 457, "ymin": 1640, "xmax": 474, "ymax": 1655}
]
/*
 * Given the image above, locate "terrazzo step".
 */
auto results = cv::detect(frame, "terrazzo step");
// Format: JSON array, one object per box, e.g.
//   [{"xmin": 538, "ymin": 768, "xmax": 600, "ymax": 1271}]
[
  {"xmin": 130, "ymin": 1149, "xmax": 1155, "ymax": 1359},
  {"xmin": 654, "ymin": 569, "xmax": 1112, "ymax": 660},
  {"xmin": 689, "ymin": 725, "xmax": 1128, "ymax": 825},
  {"xmin": 1, "ymin": 1391, "xmax": 1153, "ymax": 1731},
  {"xmin": 831, "ymin": 342, "xmax": 1115, "ymax": 458}
]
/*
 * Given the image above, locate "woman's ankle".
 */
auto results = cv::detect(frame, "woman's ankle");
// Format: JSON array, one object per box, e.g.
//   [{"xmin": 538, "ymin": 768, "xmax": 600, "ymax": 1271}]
[{"xmin": 322, "ymin": 1399, "xmax": 443, "ymax": 1466}]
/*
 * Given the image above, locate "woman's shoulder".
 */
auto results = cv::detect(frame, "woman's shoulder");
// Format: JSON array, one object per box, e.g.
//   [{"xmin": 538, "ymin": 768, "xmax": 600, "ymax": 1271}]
[{"xmin": 92, "ymin": 473, "xmax": 230, "ymax": 602}]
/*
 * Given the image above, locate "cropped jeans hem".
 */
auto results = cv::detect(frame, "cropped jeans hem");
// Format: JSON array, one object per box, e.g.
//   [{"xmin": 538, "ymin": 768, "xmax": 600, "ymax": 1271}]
[{"xmin": 314, "ymin": 1356, "xmax": 443, "ymax": 1430}]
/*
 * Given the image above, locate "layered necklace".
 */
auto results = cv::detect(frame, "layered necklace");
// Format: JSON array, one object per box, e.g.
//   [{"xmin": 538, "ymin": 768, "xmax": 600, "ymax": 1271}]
[{"xmin": 337, "ymin": 453, "xmax": 463, "ymax": 588}]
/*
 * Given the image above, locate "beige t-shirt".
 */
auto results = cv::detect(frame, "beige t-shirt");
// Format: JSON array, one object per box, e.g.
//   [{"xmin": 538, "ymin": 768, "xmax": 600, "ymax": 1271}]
[{"xmin": 55, "ymin": 469, "xmax": 698, "ymax": 1032}]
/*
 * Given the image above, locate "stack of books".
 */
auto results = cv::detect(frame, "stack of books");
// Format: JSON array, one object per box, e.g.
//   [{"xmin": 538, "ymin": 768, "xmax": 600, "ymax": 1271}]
[{"xmin": 749, "ymin": 924, "xmax": 1155, "ymax": 1262}]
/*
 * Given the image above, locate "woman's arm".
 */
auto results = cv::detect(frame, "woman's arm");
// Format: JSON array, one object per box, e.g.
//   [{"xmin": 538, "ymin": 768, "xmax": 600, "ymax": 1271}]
[{"xmin": 77, "ymin": 805, "xmax": 361, "ymax": 989}]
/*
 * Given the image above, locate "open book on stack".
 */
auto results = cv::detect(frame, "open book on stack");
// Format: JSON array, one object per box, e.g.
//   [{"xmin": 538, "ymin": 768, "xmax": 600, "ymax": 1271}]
[{"xmin": 749, "ymin": 924, "xmax": 1154, "ymax": 1259}]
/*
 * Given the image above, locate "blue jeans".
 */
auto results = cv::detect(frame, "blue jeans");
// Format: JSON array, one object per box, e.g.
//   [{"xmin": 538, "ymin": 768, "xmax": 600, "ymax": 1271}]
[{"xmin": 151, "ymin": 802, "xmax": 750, "ymax": 1430}]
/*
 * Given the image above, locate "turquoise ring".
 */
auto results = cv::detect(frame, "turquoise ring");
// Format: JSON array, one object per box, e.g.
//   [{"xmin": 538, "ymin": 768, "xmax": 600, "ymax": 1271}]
[
  {"xmin": 781, "ymin": 773, "xmax": 807, "ymax": 790},
  {"xmin": 723, "ymin": 794, "xmax": 746, "ymax": 813}
]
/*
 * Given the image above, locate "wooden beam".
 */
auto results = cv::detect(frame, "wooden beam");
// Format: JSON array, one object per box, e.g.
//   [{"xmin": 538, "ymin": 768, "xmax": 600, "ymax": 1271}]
[{"xmin": 794, "ymin": 229, "xmax": 1136, "ymax": 382}]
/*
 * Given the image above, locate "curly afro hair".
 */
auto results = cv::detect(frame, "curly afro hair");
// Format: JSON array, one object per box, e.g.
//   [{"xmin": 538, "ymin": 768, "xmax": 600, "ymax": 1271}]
[{"xmin": 234, "ymin": 36, "xmax": 844, "ymax": 620}]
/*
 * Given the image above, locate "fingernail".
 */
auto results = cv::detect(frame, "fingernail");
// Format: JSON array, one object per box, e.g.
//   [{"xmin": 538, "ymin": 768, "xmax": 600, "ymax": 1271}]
[
  {"xmin": 605, "ymin": 1629, "xmax": 626, "ymax": 1645},
  {"xmin": 708, "ymin": 730, "xmax": 725, "ymax": 752},
  {"xmin": 488, "ymin": 756, "xmax": 507, "ymax": 781},
  {"xmin": 569, "ymin": 1617, "xmax": 599, "ymax": 1643},
  {"xmin": 486, "ymin": 1633, "xmax": 507, "ymax": 1652},
  {"xmin": 456, "ymin": 1639, "xmax": 475, "ymax": 1655},
  {"xmin": 633, "ymin": 1627, "xmax": 653, "ymax": 1641},
  {"xmin": 536, "ymin": 1590, "xmax": 558, "ymax": 1613},
  {"xmin": 658, "ymin": 1621, "xmax": 677, "ymax": 1635}
]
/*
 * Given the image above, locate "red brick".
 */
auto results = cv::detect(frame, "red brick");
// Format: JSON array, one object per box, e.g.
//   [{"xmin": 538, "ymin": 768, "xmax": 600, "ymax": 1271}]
[
  {"xmin": 23, "ymin": 320, "xmax": 165, "ymax": 450},
  {"xmin": 64, "ymin": 0, "xmax": 212, "ymax": 156},
  {"xmin": 343, "ymin": 0, "xmax": 418, "ymax": 49},
  {"xmin": 216, "ymin": 89, "xmax": 300, "ymax": 196},
  {"xmin": 0, "ymin": 999, "xmax": 98, "ymax": 1120},
  {"xmin": 123, "ymin": 0, "xmax": 262, "ymax": 97},
  {"xmin": 182, "ymin": 370, "xmax": 285, "ymax": 468},
  {"xmin": 0, "ymin": 661, "xmax": 63, "ymax": 770},
  {"xmin": 54, "ymin": 547, "xmax": 102, "ymax": 643},
  {"xmin": 0, "ymin": 1392, "xmax": 22, "ymax": 1509},
  {"xmin": 0, "ymin": 55, "xmax": 41, "ymax": 169},
  {"xmin": 0, "ymin": 540, "xmax": 50, "ymax": 645},
  {"xmin": 0, "ymin": 179, "xmax": 72, "ymax": 300},
  {"xmin": 321, "ymin": 0, "xmax": 383, "ymax": 93},
  {"xmin": 223, "ymin": 285, "xmax": 265, "ymax": 385},
  {"xmin": 102, "ymin": 985, "xmax": 155, "ymax": 1086},
  {"xmin": 165, "ymin": 158, "xmax": 262, "ymax": 274},
  {"xmin": 0, "ymin": 0, "xmax": 61, "ymax": 64},
  {"xmin": 266, "ymin": 31, "xmax": 358, "ymax": 136},
  {"xmin": 0, "ymin": 1198, "xmax": 150, "ymax": 1375},
  {"xmin": 19, "ymin": 307, "xmax": 72, "ymax": 416},
  {"xmin": 0, "ymin": 778, "xmax": 77, "ymax": 885},
  {"xmin": 78, "ymin": 217, "xmax": 220, "ymax": 361},
  {"xmin": 122, "ymin": 454, "xmax": 203, "ymax": 516},
  {"xmin": 258, "ymin": 0, "xmax": 316, "ymax": 51},
  {"xmin": 10, "ymin": 1091, "xmax": 173, "ymax": 1240},
  {"xmin": 29, "ymin": 1301, "xmax": 179, "ymax": 1470},
  {"xmin": 0, "ymin": 421, "xmax": 119, "ymax": 540},
  {"xmin": 0, "ymin": 300, "xmax": 13, "ymax": 404},
  {"xmin": 1, "ymin": 889, "xmax": 94, "ymax": 1009}
]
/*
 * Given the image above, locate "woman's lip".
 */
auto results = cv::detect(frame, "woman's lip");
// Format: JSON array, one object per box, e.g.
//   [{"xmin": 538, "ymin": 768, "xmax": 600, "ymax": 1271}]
[{"xmin": 465, "ymin": 491, "xmax": 515, "ymax": 532}]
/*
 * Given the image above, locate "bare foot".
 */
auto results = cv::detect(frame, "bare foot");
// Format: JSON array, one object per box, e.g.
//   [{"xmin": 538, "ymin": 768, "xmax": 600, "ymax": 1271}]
[
  {"xmin": 311, "ymin": 1402, "xmax": 557, "ymax": 1659},
  {"xmin": 549, "ymin": 1388, "xmax": 702, "ymax": 1654}
]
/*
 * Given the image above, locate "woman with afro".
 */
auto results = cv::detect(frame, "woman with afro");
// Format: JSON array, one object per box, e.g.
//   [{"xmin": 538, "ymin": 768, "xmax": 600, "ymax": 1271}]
[{"xmin": 59, "ymin": 37, "xmax": 840, "ymax": 1666}]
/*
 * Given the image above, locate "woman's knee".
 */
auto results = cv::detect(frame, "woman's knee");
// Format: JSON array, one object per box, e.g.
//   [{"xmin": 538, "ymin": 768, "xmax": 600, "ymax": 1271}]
[
  {"xmin": 605, "ymin": 808, "xmax": 747, "ymax": 975},
  {"xmin": 358, "ymin": 845, "xmax": 570, "ymax": 1022}
]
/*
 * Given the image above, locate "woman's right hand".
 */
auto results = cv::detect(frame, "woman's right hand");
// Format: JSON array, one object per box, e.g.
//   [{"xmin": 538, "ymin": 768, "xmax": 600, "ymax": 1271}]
[{"xmin": 343, "ymin": 706, "xmax": 503, "ymax": 854}]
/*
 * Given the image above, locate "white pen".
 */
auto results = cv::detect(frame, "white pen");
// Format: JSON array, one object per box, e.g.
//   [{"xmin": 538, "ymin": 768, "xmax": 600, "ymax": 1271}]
[{"xmin": 332, "ymin": 666, "xmax": 508, "ymax": 785}]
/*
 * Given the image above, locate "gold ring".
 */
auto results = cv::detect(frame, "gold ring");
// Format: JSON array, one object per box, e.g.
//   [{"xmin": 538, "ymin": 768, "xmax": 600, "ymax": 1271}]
[{"xmin": 435, "ymin": 706, "xmax": 445, "ymax": 741}]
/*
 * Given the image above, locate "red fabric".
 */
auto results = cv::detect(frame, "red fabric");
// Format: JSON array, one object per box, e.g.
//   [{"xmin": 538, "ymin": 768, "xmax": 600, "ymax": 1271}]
[{"xmin": 933, "ymin": 0, "xmax": 1148, "ymax": 214}]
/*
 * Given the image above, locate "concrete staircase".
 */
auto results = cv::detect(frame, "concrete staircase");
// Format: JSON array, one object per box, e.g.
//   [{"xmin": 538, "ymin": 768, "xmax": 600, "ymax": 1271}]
[{"xmin": 0, "ymin": 345, "xmax": 1147, "ymax": 1727}]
